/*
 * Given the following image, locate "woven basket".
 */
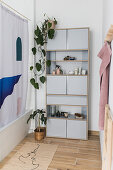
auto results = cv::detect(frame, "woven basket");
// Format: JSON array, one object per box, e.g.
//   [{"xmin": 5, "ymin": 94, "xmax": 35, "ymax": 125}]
[{"xmin": 34, "ymin": 127, "xmax": 46, "ymax": 141}]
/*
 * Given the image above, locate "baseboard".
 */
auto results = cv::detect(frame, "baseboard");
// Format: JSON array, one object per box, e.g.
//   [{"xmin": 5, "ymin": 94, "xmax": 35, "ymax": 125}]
[{"xmin": 88, "ymin": 130, "xmax": 99, "ymax": 136}]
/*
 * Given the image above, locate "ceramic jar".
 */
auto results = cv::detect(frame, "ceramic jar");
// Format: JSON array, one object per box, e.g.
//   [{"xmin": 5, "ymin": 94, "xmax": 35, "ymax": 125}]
[
  {"xmin": 52, "ymin": 70, "xmax": 56, "ymax": 75},
  {"xmin": 56, "ymin": 68, "xmax": 61, "ymax": 75},
  {"xmin": 82, "ymin": 69, "xmax": 86, "ymax": 75},
  {"xmin": 75, "ymin": 68, "xmax": 78, "ymax": 75}
]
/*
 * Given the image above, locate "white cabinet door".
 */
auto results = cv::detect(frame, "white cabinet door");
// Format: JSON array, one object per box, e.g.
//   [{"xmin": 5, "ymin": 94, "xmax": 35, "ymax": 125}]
[
  {"xmin": 47, "ymin": 30, "xmax": 66, "ymax": 50},
  {"xmin": 47, "ymin": 119, "xmax": 66, "ymax": 138},
  {"xmin": 47, "ymin": 95, "xmax": 87, "ymax": 105},
  {"xmin": 67, "ymin": 29, "xmax": 88, "ymax": 50},
  {"xmin": 67, "ymin": 120, "xmax": 87, "ymax": 139},
  {"xmin": 67, "ymin": 76, "xmax": 87, "ymax": 95},
  {"xmin": 47, "ymin": 76, "xmax": 66, "ymax": 94}
]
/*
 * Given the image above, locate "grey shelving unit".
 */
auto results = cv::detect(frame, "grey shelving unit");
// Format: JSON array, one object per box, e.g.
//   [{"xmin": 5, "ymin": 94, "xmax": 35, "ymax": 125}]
[{"xmin": 46, "ymin": 27, "xmax": 89, "ymax": 140}]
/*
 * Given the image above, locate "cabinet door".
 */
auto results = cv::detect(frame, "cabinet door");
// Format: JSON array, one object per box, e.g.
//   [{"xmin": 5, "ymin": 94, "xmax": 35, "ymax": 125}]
[
  {"xmin": 47, "ymin": 30, "xmax": 66, "ymax": 50},
  {"xmin": 47, "ymin": 76, "xmax": 66, "ymax": 94},
  {"xmin": 47, "ymin": 119, "xmax": 66, "ymax": 138},
  {"xmin": 67, "ymin": 29, "xmax": 88, "ymax": 49},
  {"xmin": 67, "ymin": 120, "xmax": 87, "ymax": 139},
  {"xmin": 47, "ymin": 95, "xmax": 87, "ymax": 105},
  {"xmin": 67, "ymin": 76, "xmax": 87, "ymax": 95}
]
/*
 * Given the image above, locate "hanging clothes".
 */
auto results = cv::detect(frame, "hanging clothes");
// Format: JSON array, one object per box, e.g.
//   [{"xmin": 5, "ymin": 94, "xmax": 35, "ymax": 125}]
[{"xmin": 98, "ymin": 42, "xmax": 112, "ymax": 130}]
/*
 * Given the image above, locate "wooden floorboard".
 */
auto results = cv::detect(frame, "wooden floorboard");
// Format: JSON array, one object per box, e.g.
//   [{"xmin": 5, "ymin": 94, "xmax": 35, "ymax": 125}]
[{"xmin": 0, "ymin": 133, "xmax": 102, "ymax": 170}]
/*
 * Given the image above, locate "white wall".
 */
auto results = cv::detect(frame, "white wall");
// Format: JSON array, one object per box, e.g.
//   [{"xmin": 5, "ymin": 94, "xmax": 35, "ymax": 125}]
[
  {"xmin": 2, "ymin": 0, "xmax": 35, "ymax": 112},
  {"xmin": 35, "ymin": 0, "xmax": 103, "ymax": 131}
]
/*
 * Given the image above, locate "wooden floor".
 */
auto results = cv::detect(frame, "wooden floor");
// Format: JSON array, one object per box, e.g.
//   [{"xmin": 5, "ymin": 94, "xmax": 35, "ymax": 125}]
[{"xmin": 0, "ymin": 133, "xmax": 102, "ymax": 170}]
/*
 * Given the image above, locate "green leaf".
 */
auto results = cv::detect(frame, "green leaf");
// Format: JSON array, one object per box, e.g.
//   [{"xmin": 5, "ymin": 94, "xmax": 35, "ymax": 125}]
[
  {"xmin": 40, "ymin": 76, "xmax": 46, "ymax": 84},
  {"xmin": 54, "ymin": 19, "xmax": 57, "ymax": 25},
  {"xmin": 42, "ymin": 49, "xmax": 46, "ymax": 56},
  {"xmin": 46, "ymin": 60, "xmax": 51, "ymax": 67},
  {"xmin": 35, "ymin": 36, "xmax": 44, "ymax": 46},
  {"xmin": 34, "ymin": 26, "xmax": 41, "ymax": 37},
  {"xmin": 30, "ymin": 66, "xmax": 33, "ymax": 70},
  {"xmin": 36, "ymin": 63, "xmax": 42, "ymax": 72},
  {"xmin": 34, "ymin": 38, "xmax": 40, "ymax": 45},
  {"xmin": 48, "ymin": 22, "xmax": 52, "ymax": 28},
  {"xmin": 32, "ymin": 111, "xmax": 38, "ymax": 119},
  {"xmin": 44, "ymin": 117, "xmax": 47, "ymax": 125},
  {"xmin": 48, "ymin": 29, "xmax": 55, "ymax": 39},
  {"xmin": 32, "ymin": 47, "xmax": 37, "ymax": 55},
  {"xmin": 30, "ymin": 78, "xmax": 35, "ymax": 85},
  {"xmin": 27, "ymin": 114, "xmax": 33, "ymax": 123},
  {"xmin": 34, "ymin": 83, "xmax": 39, "ymax": 89}
]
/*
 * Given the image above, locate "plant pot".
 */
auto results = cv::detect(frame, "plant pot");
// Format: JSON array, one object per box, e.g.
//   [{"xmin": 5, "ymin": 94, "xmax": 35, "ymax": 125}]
[
  {"xmin": 34, "ymin": 127, "xmax": 46, "ymax": 141},
  {"xmin": 48, "ymin": 20, "xmax": 55, "ymax": 29}
]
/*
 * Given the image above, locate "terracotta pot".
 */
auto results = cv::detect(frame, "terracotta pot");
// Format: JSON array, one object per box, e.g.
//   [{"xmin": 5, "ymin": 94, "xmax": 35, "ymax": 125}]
[
  {"xmin": 34, "ymin": 127, "xmax": 46, "ymax": 141},
  {"xmin": 56, "ymin": 68, "xmax": 61, "ymax": 75},
  {"xmin": 48, "ymin": 20, "xmax": 55, "ymax": 29}
]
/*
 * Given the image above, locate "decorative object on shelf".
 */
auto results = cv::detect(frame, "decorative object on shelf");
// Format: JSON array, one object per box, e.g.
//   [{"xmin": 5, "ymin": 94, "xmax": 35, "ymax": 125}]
[
  {"xmin": 78, "ymin": 67, "xmax": 82, "ymax": 75},
  {"xmin": 61, "ymin": 112, "xmax": 65, "ymax": 117},
  {"xmin": 68, "ymin": 71, "xmax": 74, "ymax": 75},
  {"xmin": 51, "ymin": 106, "xmax": 56, "ymax": 117},
  {"xmin": 82, "ymin": 69, "xmax": 87, "ymax": 75},
  {"xmin": 56, "ymin": 111, "xmax": 61, "ymax": 117},
  {"xmin": 64, "ymin": 56, "xmax": 76, "ymax": 60},
  {"xmin": 75, "ymin": 68, "xmax": 78, "ymax": 75},
  {"xmin": 30, "ymin": 14, "xmax": 57, "ymax": 89},
  {"xmin": 56, "ymin": 65, "xmax": 63, "ymax": 75},
  {"xmin": 64, "ymin": 112, "xmax": 68, "ymax": 118},
  {"xmin": 52, "ymin": 70, "xmax": 56, "ymax": 75},
  {"xmin": 56, "ymin": 68, "xmax": 60, "ymax": 75},
  {"xmin": 75, "ymin": 113, "xmax": 84, "ymax": 119},
  {"xmin": 27, "ymin": 109, "xmax": 47, "ymax": 141}
]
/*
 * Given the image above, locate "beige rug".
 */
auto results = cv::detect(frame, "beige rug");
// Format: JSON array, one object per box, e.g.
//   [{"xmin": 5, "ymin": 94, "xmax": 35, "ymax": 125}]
[{"xmin": 1, "ymin": 142, "xmax": 58, "ymax": 170}]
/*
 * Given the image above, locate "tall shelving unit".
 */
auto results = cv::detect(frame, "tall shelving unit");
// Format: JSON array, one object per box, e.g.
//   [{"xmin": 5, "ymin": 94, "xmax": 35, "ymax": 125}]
[{"xmin": 46, "ymin": 27, "xmax": 89, "ymax": 140}]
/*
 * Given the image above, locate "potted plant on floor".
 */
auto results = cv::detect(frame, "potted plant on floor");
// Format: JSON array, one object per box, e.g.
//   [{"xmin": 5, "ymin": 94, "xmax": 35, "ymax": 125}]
[{"xmin": 27, "ymin": 109, "xmax": 47, "ymax": 141}]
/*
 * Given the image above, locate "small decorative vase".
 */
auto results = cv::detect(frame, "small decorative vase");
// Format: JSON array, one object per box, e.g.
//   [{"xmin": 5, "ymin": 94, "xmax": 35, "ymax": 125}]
[
  {"xmin": 52, "ymin": 70, "xmax": 56, "ymax": 75},
  {"xmin": 75, "ymin": 68, "xmax": 78, "ymax": 75},
  {"xmin": 56, "ymin": 68, "xmax": 61, "ymax": 75},
  {"xmin": 78, "ymin": 67, "xmax": 82, "ymax": 75},
  {"xmin": 82, "ymin": 69, "xmax": 86, "ymax": 75},
  {"xmin": 51, "ymin": 106, "xmax": 56, "ymax": 117}
]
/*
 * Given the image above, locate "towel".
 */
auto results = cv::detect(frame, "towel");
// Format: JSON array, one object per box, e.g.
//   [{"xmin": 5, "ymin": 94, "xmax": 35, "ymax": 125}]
[{"xmin": 98, "ymin": 42, "xmax": 112, "ymax": 130}]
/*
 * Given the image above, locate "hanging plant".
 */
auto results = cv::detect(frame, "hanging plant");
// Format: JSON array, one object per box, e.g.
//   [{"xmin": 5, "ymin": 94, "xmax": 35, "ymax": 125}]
[{"xmin": 30, "ymin": 14, "xmax": 57, "ymax": 89}]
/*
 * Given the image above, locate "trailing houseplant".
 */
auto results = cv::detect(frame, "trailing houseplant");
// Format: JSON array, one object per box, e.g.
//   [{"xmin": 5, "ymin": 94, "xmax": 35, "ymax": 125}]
[
  {"xmin": 30, "ymin": 14, "xmax": 57, "ymax": 89},
  {"xmin": 27, "ymin": 109, "xmax": 47, "ymax": 140}
]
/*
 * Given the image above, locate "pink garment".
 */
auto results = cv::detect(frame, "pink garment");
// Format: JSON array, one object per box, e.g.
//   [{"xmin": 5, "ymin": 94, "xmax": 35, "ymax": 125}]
[{"xmin": 98, "ymin": 42, "xmax": 112, "ymax": 130}]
